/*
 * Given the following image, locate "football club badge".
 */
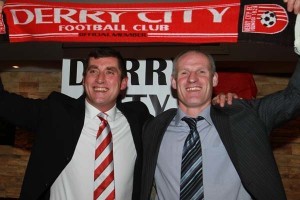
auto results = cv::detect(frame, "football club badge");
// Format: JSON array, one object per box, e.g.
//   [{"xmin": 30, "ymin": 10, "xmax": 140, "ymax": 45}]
[{"xmin": 242, "ymin": 4, "xmax": 288, "ymax": 34}]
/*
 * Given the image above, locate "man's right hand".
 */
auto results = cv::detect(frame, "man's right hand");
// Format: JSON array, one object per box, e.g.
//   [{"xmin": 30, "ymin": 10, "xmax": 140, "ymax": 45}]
[
  {"xmin": 285, "ymin": 0, "xmax": 300, "ymax": 14},
  {"xmin": 212, "ymin": 92, "xmax": 239, "ymax": 107}
]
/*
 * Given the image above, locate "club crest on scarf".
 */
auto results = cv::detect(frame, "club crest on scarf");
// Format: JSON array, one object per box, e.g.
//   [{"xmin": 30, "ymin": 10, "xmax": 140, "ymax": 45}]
[{"xmin": 242, "ymin": 4, "xmax": 288, "ymax": 34}]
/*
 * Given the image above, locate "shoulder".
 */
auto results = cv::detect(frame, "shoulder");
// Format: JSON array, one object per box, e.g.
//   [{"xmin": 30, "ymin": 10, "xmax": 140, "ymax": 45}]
[
  {"xmin": 117, "ymin": 101, "xmax": 153, "ymax": 122},
  {"xmin": 145, "ymin": 108, "xmax": 177, "ymax": 126},
  {"xmin": 47, "ymin": 92, "xmax": 85, "ymax": 107},
  {"xmin": 212, "ymin": 99, "xmax": 255, "ymax": 115},
  {"xmin": 156, "ymin": 108, "xmax": 177, "ymax": 119},
  {"xmin": 117, "ymin": 101, "xmax": 152, "ymax": 119},
  {"xmin": 48, "ymin": 91, "xmax": 84, "ymax": 101},
  {"xmin": 48, "ymin": 91, "xmax": 74, "ymax": 99},
  {"xmin": 120, "ymin": 100, "xmax": 147, "ymax": 107},
  {"xmin": 118, "ymin": 100, "xmax": 150, "ymax": 113},
  {"xmin": 142, "ymin": 108, "xmax": 177, "ymax": 140}
]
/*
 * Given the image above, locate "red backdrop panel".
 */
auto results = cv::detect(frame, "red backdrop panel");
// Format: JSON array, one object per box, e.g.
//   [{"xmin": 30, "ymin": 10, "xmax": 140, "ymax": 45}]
[{"xmin": 213, "ymin": 72, "xmax": 257, "ymax": 99}]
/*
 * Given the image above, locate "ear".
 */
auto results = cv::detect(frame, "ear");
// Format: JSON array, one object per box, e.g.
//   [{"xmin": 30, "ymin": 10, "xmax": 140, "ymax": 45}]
[
  {"xmin": 120, "ymin": 77, "xmax": 128, "ymax": 90},
  {"xmin": 212, "ymin": 72, "xmax": 218, "ymax": 87},
  {"xmin": 171, "ymin": 75, "xmax": 177, "ymax": 90}
]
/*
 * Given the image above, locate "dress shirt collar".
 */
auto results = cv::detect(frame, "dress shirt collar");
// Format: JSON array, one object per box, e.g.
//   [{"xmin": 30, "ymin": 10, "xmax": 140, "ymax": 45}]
[
  {"xmin": 175, "ymin": 106, "xmax": 213, "ymax": 126},
  {"xmin": 85, "ymin": 100, "xmax": 117, "ymax": 121}
]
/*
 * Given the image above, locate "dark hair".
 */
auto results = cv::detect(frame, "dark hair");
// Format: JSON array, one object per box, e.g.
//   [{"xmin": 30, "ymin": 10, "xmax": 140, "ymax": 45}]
[{"xmin": 83, "ymin": 47, "xmax": 127, "ymax": 79}]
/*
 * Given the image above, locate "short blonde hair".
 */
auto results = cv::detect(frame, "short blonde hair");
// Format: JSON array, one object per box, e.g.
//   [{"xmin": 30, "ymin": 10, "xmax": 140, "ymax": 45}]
[{"xmin": 172, "ymin": 50, "xmax": 216, "ymax": 77}]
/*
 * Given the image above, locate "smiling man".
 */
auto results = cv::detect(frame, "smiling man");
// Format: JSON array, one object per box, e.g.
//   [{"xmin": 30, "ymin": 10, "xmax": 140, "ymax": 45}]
[
  {"xmin": 141, "ymin": 49, "xmax": 300, "ymax": 200},
  {"xmin": 0, "ymin": 47, "xmax": 152, "ymax": 200}
]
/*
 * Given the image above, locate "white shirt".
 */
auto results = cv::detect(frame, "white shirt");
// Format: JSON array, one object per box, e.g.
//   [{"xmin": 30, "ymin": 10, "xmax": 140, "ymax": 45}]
[{"xmin": 50, "ymin": 101, "xmax": 136, "ymax": 200}]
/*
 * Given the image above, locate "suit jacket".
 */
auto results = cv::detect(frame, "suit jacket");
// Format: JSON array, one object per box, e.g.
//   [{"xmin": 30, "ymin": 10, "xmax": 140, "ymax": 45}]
[
  {"xmin": 0, "ymin": 88, "xmax": 152, "ymax": 200},
  {"xmin": 141, "ymin": 59, "xmax": 300, "ymax": 200}
]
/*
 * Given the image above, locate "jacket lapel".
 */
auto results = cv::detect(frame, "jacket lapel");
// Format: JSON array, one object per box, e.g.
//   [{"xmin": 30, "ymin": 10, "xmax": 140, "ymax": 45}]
[
  {"xmin": 117, "ymin": 103, "xmax": 141, "ymax": 152},
  {"xmin": 147, "ymin": 109, "xmax": 177, "ymax": 183},
  {"xmin": 67, "ymin": 94, "xmax": 86, "ymax": 152},
  {"xmin": 210, "ymin": 106, "xmax": 240, "ymax": 171}
]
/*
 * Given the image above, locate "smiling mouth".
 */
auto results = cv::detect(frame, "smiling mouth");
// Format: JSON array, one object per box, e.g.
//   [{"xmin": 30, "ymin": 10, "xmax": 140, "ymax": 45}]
[
  {"xmin": 94, "ymin": 87, "xmax": 108, "ymax": 92},
  {"xmin": 186, "ymin": 86, "xmax": 201, "ymax": 91}
]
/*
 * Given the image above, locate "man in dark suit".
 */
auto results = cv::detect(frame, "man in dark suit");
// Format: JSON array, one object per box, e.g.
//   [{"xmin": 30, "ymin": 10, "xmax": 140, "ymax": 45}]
[
  {"xmin": 140, "ymin": 50, "xmax": 300, "ymax": 200},
  {"xmin": 0, "ymin": 47, "xmax": 152, "ymax": 200}
]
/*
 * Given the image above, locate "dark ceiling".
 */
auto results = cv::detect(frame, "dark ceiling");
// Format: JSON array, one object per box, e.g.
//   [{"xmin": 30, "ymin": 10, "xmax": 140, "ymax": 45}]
[{"xmin": 0, "ymin": 42, "xmax": 298, "ymax": 73}]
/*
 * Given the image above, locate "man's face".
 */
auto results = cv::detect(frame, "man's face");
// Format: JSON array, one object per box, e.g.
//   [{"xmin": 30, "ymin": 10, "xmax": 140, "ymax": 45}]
[
  {"xmin": 83, "ymin": 56, "xmax": 127, "ymax": 112},
  {"xmin": 171, "ymin": 51, "xmax": 218, "ymax": 114}
]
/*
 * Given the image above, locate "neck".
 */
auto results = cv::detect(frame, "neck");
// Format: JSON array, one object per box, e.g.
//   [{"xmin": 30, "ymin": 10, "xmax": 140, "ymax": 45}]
[{"xmin": 179, "ymin": 103, "xmax": 210, "ymax": 118}]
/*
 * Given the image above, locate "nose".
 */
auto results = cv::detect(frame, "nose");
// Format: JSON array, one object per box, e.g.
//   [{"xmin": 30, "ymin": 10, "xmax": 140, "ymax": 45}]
[
  {"xmin": 188, "ymin": 72, "xmax": 196, "ymax": 83},
  {"xmin": 96, "ymin": 72, "xmax": 105, "ymax": 83}
]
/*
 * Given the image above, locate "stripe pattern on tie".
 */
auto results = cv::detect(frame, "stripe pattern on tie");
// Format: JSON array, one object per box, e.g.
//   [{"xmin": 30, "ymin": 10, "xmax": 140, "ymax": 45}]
[
  {"xmin": 94, "ymin": 115, "xmax": 115, "ymax": 200},
  {"xmin": 180, "ymin": 116, "xmax": 204, "ymax": 200}
]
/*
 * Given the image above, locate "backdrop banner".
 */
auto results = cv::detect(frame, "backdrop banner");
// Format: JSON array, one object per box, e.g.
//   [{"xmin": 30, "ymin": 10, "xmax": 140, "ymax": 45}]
[
  {"xmin": 1, "ymin": 0, "xmax": 295, "ymax": 45},
  {"xmin": 61, "ymin": 58, "xmax": 257, "ymax": 116},
  {"xmin": 62, "ymin": 58, "xmax": 175, "ymax": 116}
]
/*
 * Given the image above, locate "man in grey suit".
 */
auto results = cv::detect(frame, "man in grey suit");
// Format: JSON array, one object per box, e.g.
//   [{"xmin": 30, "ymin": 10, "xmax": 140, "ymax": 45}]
[{"xmin": 140, "ymin": 50, "xmax": 300, "ymax": 200}]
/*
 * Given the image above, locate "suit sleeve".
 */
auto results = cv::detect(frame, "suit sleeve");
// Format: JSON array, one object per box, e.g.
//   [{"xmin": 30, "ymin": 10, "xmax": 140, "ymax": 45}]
[
  {"xmin": 255, "ymin": 57, "xmax": 300, "ymax": 132},
  {"xmin": 288, "ymin": 57, "xmax": 300, "ymax": 89},
  {"xmin": 0, "ymin": 75, "xmax": 4, "ymax": 92},
  {"xmin": 0, "ymin": 77, "xmax": 44, "ymax": 131}
]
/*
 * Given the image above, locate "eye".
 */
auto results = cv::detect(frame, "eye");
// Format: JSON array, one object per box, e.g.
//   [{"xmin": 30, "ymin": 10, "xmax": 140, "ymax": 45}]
[
  {"xmin": 106, "ymin": 70, "xmax": 115, "ymax": 75},
  {"xmin": 179, "ymin": 71, "xmax": 188, "ymax": 76},
  {"xmin": 197, "ymin": 70, "xmax": 207, "ymax": 75},
  {"xmin": 89, "ymin": 69, "xmax": 96, "ymax": 73},
  {"xmin": 86, "ymin": 67, "xmax": 99, "ymax": 75},
  {"xmin": 105, "ymin": 69, "xmax": 117, "ymax": 76},
  {"xmin": 87, "ymin": 69, "xmax": 96, "ymax": 74}
]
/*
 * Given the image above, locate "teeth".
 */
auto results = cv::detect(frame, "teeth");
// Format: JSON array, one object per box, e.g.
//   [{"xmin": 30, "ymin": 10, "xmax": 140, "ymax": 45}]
[
  {"xmin": 187, "ymin": 87, "xmax": 200, "ymax": 91},
  {"xmin": 94, "ymin": 87, "xmax": 108, "ymax": 92}
]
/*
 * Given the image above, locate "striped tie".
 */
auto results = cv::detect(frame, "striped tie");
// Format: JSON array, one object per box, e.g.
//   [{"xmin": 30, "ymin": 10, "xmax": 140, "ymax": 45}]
[
  {"xmin": 94, "ymin": 114, "xmax": 115, "ymax": 200},
  {"xmin": 180, "ymin": 116, "xmax": 204, "ymax": 200}
]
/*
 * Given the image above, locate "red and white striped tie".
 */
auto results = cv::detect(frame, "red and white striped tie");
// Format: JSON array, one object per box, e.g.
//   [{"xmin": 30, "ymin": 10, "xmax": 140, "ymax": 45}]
[{"xmin": 94, "ymin": 114, "xmax": 115, "ymax": 200}]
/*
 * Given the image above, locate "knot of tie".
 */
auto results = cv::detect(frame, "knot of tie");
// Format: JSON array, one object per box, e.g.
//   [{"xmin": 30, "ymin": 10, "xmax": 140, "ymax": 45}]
[
  {"xmin": 182, "ymin": 116, "xmax": 204, "ymax": 130},
  {"xmin": 98, "ymin": 116, "xmax": 108, "ymax": 126},
  {"xmin": 98, "ymin": 113, "xmax": 108, "ymax": 125}
]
